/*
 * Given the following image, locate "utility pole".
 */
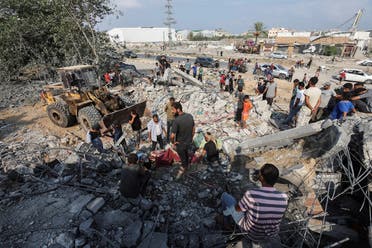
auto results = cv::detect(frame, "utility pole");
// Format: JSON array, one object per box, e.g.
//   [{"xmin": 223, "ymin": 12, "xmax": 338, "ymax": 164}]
[{"xmin": 164, "ymin": 0, "xmax": 176, "ymax": 48}]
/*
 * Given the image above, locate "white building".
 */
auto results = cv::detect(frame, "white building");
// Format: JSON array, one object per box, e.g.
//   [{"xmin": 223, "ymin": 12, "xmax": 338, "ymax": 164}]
[
  {"xmin": 268, "ymin": 28, "xmax": 291, "ymax": 38},
  {"xmin": 107, "ymin": 27, "xmax": 176, "ymax": 43},
  {"xmin": 176, "ymin": 29, "xmax": 191, "ymax": 41}
]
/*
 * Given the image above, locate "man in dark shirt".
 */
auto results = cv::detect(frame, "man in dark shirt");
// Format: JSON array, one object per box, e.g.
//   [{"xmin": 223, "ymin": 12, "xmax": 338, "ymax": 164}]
[
  {"xmin": 202, "ymin": 132, "xmax": 219, "ymax": 163},
  {"xmin": 120, "ymin": 153, "xmax": 150, "ymax": 198},
  {"xmin": 129, "ymin": 110, "xmax": 142, "ymax": 149},
  {"xmin": 170, "ymin": 102, "xmax": 195, "ymax": 179}
]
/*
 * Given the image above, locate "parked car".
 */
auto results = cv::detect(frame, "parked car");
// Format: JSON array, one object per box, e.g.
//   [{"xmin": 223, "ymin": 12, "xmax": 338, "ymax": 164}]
[
  {"xmin": 195, "ymin": 57, "xmax": 219, "ymax": 68},
  {"xmin": 123, "ymin": 50, "xmax": 137, "ymax": 58},
  {"xmin": 302, "ymin": 45, "xmax": 316, "ymax": 54},
  {"xmin": 335, "ymin": 69, "xmax": 372, "ymax": 83},
  {"xmin": 356, "ymin": 59, "xmax": 372, "ymax": 67},
  {"xmin": 269, "ymin": 52, "xmax": 287, "ymax": 59},
  {"xmin": 257, "ymin": 64, "xmax": 289, "ymax": 79},
  {"xmin": 117, "ymin": 62, "xmax": 142, "ymax": 77}
]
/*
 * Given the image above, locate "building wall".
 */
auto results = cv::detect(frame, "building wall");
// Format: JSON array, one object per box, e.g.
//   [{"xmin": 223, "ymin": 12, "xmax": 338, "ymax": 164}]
[
  {"xmin": 107, "ymin": 27, "xmax": 176, "ymax": 43},
  {"xmin": 312, "ymin": 36, "xmax": 351, "ymax": 45},
  {"xmin": 275, "ymin": 37, "xmax": 310, "ymax": 45}
]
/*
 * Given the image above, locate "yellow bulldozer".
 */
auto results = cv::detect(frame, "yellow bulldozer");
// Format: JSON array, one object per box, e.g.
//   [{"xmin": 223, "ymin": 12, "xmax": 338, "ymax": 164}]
[{"xmin": 41, "ymin": 65, "xmax": 146, "ymax": 130}]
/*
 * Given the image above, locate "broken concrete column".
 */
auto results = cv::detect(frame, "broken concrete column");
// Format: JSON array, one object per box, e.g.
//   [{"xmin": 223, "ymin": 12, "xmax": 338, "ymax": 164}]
[
  {"xmin": 171, "ymin": 68, "xmax": 204, "ymax": 88},
  {"xmin": 239, "ymin": 121, "xmax": 325, "ymax": 152}
]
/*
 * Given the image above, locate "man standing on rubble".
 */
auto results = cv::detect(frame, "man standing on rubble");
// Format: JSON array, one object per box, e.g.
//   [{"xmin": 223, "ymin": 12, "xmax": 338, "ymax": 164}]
[
  {"xmin": 170, "ymin": 102, "xmax": 195, "ymax": 179},
  {"xmin": 220, "ymin": 163, "xmax": 287, "ymax": 247},
  {"xmin": 297, "ymin": 77, "xmax": 321, "ymax": 126},
  {"xmin": 120, "ymin": 153, "xmax": 150, "ymax": 198},
  {"xmin": 185, "ymin": 59, "xmax": 191, "ymax": 75},
  {"xmin": 264, "ymin": 78, "xmax": 277, "ymax": 106},
  {"xmin": 192, "ymin": 63, "xmax": 197, "ymax": 78},
  {"xmin": 164, "ymin": 97, "xmax": 175, "ymax": 142},
  {"xmin": 198, "ymin": 65, "xmax": 204, "ymax": 82},
  {"xmin": 147, "ymin": 114, "xmax": 166, "ymax": 151}
]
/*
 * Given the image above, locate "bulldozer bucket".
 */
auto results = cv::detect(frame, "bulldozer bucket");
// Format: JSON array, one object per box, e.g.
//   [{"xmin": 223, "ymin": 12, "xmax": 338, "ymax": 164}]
[{"xmin": 102, "ymin": 101, "xmax": 147, "ymax": 128}]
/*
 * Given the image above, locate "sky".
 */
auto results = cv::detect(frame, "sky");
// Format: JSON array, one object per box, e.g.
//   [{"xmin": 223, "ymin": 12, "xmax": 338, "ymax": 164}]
[{"xmin": 98, "ymin": 0, "xmax": 372, "ymax": 33}]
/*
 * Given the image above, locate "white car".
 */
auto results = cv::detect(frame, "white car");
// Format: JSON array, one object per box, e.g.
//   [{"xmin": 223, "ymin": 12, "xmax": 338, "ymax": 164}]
[
  {"xmin": 356, "ymin": 59, "xmax": 372, "ymax": 66},
  {"xmin": 337, "ymin": 69, "xmax": 372, "ymax": 84},
  {"xmin": 269, "ymin": 52, "xmax": 287, "ymax": 59}
]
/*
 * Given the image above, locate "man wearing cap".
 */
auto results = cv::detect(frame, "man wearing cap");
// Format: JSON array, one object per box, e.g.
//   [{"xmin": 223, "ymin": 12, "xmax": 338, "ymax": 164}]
[
  {"xmin": 313, "ymin": 82, "xmax": 336, "ymax": 121},
  {"xmin": 297, "ymin": 77, "xmax": 321, "ymax": 126}
]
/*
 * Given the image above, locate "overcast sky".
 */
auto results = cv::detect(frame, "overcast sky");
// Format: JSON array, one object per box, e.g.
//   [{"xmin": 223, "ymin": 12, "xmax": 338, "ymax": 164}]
[{"xmin": 98, "ymin": 0, "xmax": 372, "ymax": 33}]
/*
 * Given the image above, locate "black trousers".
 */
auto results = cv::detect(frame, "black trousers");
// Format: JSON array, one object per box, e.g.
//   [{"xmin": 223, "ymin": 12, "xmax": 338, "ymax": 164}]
[
  {"xmin": 176, "ymin": 143, "xmax": 190, "ymax": 168},
  {"xmin": 266, "ymin": 97, "xmax": 274, "ymax": 106},
  {"xmin": 235, "ymin": 108, "xmax": 243, "ymax": 122},
  {"xmin": 151, "ymin": 135, "xmax": 164, "ymax": 151},
  {"xmin": 166, "ymin": 120, "xmax": 174, "ymax": 142}
]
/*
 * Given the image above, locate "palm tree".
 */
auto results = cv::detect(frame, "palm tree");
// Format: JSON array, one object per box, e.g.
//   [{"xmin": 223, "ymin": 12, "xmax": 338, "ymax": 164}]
[{"xmin": 253, "ymin": 22, "xmax": 265, "ymax": 44}]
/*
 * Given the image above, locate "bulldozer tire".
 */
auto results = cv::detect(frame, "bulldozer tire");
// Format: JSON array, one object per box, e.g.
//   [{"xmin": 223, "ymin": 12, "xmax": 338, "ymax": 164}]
[
  {"xmin": 47, "ymin": 102, "xmax": 75, "ymax": 128},
  {"xmin": 78, "ymin": 106, "xmax": 102, "ymax": 131}
]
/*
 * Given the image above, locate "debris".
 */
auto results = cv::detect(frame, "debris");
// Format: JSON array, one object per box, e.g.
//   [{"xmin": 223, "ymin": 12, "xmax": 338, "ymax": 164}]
[{"xmin": 86, "ymin": 197, "xmax": 105, "ymax": 214}]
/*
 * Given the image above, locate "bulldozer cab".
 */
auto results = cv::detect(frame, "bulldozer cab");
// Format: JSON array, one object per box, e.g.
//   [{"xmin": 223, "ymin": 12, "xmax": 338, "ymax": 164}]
[{"xmin": 57, "ymin": 65, "xmax": 99, "ymax": 91}]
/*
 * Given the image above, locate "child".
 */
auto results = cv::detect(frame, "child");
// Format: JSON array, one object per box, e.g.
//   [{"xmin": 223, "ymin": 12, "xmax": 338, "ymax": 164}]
[{"xmin": 241, "ymin": 95, "xmax": 253, "ymax": 128}]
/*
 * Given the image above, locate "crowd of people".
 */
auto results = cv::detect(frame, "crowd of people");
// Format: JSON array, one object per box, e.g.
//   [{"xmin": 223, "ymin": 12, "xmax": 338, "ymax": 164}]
[{"xmin": 83, "ymin": 54, "xmax": 372, "ymax": 247}]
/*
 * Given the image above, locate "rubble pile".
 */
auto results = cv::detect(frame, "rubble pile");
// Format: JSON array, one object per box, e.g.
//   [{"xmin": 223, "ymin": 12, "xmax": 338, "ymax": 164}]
[
  {"xmin": 125, "ymin": 78, "xmax": 276, "ymax": 154},
  {"xmin": 0, "ymin": 72, "xmax": 371, "ymax": 247},
  {"xmin": 0, "ymin": 81, "xmax": 43, "ymax": 108}
]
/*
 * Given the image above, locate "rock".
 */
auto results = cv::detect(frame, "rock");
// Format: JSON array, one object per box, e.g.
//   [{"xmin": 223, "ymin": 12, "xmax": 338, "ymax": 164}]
[
  {"xmin": 55, "ymin": 232, "xmax": 75, "ymax": 248},
  {"xmin": 86, "ymin": 197, "xmax": 105, "ymax": 214},
  {"xmin": 197, "ymin": 189, "xmax": 210, "ymax": 199},
  {"xmin": 64, "ymin": 153, "xmax": 80, "ymax": 165},
  {"xmin": 78, "ymin": 210, "xmax": 93, "ymax": 221},
  {"xmin": 137, "ymin": 232, "xmax": 168, "ymax": 248},
  {"xmin": 140, "ymin": 198, "xmax": 153, "ymax": 210},
  {"xmin": 74, "ymin": 237, "xmax": 86, "ymax": 247},
  {"xmin": 69, "ymin": 195, "xmax": 94, "ymax": 215},
  {"xmin": 141, "ymin": 221, "xmax": 155, "ymax": 240},
  {"xmin": 79, "ymin": 218, "xmax": 94, "ymax": 236},
  {"xmin": 94, "ymin": 210, "xmax": 136, "ymax": 229},
  {"xmin": 121, "ymin": 220, "xmax": 142, "ymax": 247}
]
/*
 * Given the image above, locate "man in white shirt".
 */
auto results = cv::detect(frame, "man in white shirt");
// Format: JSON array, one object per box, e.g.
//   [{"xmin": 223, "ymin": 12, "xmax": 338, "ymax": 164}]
[
  {"xmin": 147, "ymin": 114, "xmax": 166, "ymax": 151},
  {"xmin": 283, "ymin": 82, "xmax": 305, "ymax": 125},
  {"xmin": 297, "ymin": 77, "xmax": 321, "ymax": 127}
]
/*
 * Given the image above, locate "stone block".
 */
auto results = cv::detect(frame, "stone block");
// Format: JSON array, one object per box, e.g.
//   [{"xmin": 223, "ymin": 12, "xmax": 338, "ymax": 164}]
[
  {"xmin": 69, "ymin": 194, "xmax": 94, "ymax": 215},
  {"xmin": 86, "ymin": 197, "xmax": 105, "ymax": 214}
]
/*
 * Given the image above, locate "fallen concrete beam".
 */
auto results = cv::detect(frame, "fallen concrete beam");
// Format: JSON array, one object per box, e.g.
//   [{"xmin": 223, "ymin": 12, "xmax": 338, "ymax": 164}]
[
  {"xmin": 171, "ymin": 68, "xmax": 204, "ymax": 88},
  {"xmin": 239, "ymin": 121, "xmax": 325, "ymax": 152}
]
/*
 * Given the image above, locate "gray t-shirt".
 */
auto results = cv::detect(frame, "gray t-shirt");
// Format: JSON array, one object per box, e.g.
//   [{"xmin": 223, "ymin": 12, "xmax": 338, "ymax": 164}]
[
  {"xmin": 172, "ymin": 113, "xmax": 194, "ymax": 145},
  {"xmin": 266, "ymin": 82, "xmax": 277, "ymax": 98},
  {"xmin": 358, "ymin": 90, "xmax": 372, "ymax": 109},
  {"xmin": 319, "ymin": 88, "xmax": 336, "ymax": 108}
]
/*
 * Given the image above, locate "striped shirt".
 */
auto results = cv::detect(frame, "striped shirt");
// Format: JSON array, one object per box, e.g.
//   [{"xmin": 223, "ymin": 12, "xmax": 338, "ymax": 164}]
[{"xmin": 238, "ymin": 187, "xmax": 288, "ymax": 242}]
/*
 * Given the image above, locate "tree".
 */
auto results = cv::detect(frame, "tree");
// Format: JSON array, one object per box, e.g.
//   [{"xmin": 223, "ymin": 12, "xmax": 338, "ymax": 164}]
[
  {"xmin": 253, "ymin": 22, "xmax": 266, "ymax": 44},
  {"xmin": 0, "ymin": 0, "xmax": 115, "ymax": 81}
]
